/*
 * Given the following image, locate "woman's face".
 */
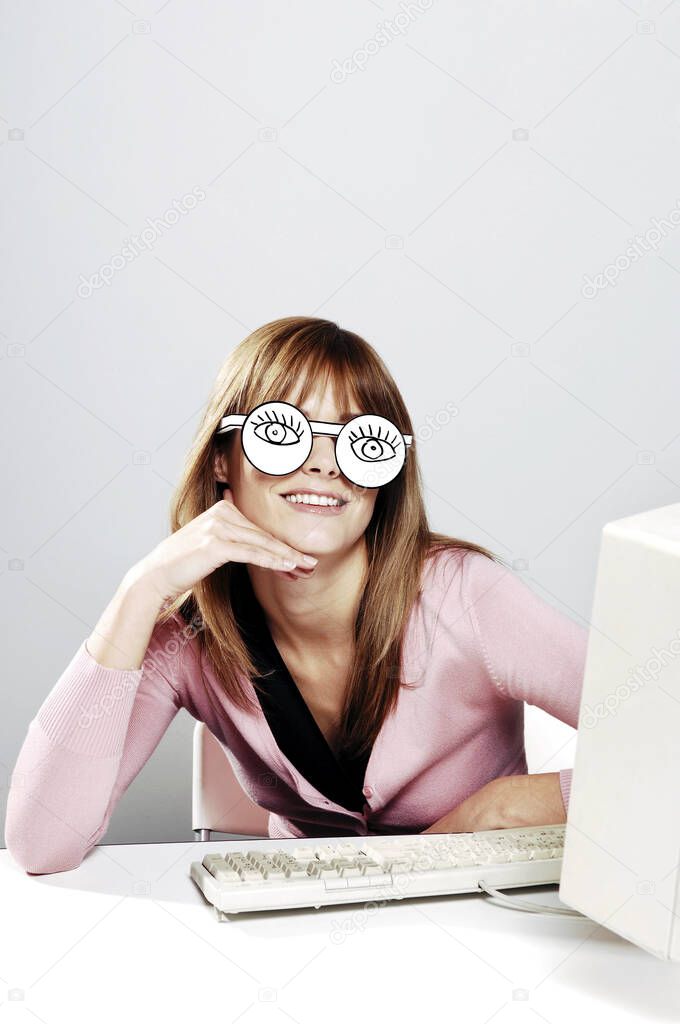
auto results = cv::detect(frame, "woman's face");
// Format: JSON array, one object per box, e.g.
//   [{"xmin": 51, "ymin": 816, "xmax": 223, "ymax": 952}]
[{"xmin": 215, "ymin": 381, "xmax": 379, "ymax": 557}]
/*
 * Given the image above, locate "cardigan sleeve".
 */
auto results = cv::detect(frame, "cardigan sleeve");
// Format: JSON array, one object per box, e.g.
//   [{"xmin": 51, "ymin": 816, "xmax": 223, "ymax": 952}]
[
  {"xmin": 461, "ymin": 550, "xmax": 588, "ymax": 816},
  {"xmin": 4, "ymin": 614, "xmax": 188, "ymax": 875}
]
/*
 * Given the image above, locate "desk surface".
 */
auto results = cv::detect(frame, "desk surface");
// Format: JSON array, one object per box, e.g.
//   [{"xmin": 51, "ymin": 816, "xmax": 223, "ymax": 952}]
[{"xmin": 2, "ymin": 838, "xmax": 679, "ymax": 1023}]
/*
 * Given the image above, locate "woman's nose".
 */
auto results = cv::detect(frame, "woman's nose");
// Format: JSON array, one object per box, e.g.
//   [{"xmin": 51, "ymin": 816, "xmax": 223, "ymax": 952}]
[{"xmin": 305, "ymin": 435, "xmax": 340, "ymax": 473}]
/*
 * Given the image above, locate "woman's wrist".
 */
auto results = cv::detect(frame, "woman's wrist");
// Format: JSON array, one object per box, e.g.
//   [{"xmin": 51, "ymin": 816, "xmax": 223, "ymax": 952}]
[
  {"xmin": 85, "ymin": 567, "xmax": 168, "ymax": 670},
  {"xmin": 119, "ymin": 563, "xmax": 169, "ymax": 609}
]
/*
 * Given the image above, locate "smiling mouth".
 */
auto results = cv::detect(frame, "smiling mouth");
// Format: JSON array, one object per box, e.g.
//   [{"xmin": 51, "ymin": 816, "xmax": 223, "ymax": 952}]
[
  {"xmin": 280, "ymin": 492, "xmax": 348, "ymax": 507},
  {"xmin": 278, "ymin": 494, "xmax": 348, "ymax": 514}
]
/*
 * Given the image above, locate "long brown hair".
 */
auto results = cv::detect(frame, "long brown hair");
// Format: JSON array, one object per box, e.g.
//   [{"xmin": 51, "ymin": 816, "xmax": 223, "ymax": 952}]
[{"xmin": 159, "ymin": 316, "xmax": 502, "ymax": 759}]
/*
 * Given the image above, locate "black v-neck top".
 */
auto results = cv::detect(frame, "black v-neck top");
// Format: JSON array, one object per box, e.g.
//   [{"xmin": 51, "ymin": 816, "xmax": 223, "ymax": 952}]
[{"xmin": 229, "ymin": 564, "xmax": 371, "ymax": 813}]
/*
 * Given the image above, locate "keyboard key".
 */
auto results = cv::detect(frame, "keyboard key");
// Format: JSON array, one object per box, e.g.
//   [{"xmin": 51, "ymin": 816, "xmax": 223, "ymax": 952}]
[
  {"xmin": 203, "ymin": 853, "xmax": 226, "ymax": 870},
  {"xmin": 213, "ymin": 867, "xmax": 241, "ymax": 883},
  {"xmin": 346, "ymin": 876, "xmax": 373, "ymax": 889},
  {"xmin": 285, "ymin": 867, "xmax": 310, "ymax": 880},
  {"xmin": 324, "ymin": 877, "xmax": 348, "ymax": 890},
  {"xmin": 291, "ymin": 847, "xmax": 315, "ymax": 861}
]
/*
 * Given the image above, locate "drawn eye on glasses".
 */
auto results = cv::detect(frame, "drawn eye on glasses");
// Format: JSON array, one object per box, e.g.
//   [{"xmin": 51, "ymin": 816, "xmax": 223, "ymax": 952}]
[
  {"xmin": 215, "ymin": 400, "xmax": 413, "ymax": 488},
  {"xmin": 347, "ymin": 424, "xmax": 400, "ymax": 465},
  {"xmin": 251, "ymin": 410, "xmax": 303, "ymax": 447}
]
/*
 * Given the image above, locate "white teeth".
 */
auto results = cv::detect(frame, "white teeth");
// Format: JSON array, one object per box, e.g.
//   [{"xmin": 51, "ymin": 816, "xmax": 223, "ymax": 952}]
[{"xmin": 284, "ymin": 494, "xmax": 342, "ymax": 506}]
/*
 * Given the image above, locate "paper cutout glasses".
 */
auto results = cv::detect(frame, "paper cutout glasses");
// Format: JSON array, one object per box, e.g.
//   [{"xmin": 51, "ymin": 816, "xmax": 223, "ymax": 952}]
[{"xmin": 216, "ymin": 400, "xmax": 413, "ymax": 487}]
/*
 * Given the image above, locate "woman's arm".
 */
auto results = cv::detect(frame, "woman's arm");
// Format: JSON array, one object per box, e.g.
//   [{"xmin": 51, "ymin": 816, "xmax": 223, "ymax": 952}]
[
  {"xmin": 422, "ymin": 771, "xmax": 565, "ymax": 834},
  {"xmin": 421, "ymin": 775, "xmax": 509, "ymax": 833},
  {"xmin": 85, "ymin": 563, "xmax": 168, "ymax": 669},
  {"xmin": 4, "ymin": 572, "xmax": 184, "ymax": 874},
  {"xmin": 463, "ymin": 550, "xmax": 588, "ymax": 823}
]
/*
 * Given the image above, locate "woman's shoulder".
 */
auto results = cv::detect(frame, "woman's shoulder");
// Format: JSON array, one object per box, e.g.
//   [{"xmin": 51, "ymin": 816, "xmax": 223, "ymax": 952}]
[
  {"xmin": 421, "ymin": 544, "xmax": 504, "ymax": 597},
  {"xmin": 410, "ymin": 546, "xmax": 495, "ymax": 640}
]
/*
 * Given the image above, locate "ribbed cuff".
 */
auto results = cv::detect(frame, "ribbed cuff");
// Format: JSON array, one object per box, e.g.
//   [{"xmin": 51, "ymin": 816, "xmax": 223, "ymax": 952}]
[
  {"xmin": 559, "ymin": 768, "xmax": 573, "ymax": 816},
  {"xmin": 36, "ymin": 639, "xmax": 145, "ymax": 758}
]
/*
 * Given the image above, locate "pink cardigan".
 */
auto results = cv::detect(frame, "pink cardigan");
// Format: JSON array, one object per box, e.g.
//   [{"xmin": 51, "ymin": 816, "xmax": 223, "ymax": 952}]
[{"xmin": 4, "ymin": 548, "xmax": 588, "ymax": 874}]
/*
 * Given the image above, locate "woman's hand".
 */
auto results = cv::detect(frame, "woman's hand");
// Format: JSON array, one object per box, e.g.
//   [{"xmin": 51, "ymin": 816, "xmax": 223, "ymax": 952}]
[
  {"xmin": 126, "ymin": 488, "xmax": 318, "ymax": 603},
  {"xmin": 421, "ymin": 772, "xmax": 566, "ymax": 834},
  {"xmin": 493, "ymin": 771, "xmax": 566, "ymax": 828},
  {"xmin": 421, "ymin": 777, "xmax": 508, "ymax": 834}
]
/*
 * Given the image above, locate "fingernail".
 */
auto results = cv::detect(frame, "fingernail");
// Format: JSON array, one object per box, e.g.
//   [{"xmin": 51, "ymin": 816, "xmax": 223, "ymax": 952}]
[{"xmin": 302, "ymin": 555, "xmax": 318, "ymax": 565}]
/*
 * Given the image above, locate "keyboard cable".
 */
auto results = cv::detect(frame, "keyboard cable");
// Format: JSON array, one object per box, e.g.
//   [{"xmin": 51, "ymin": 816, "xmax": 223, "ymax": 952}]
[{"xmin": 477, "ymin": 880, "xmax": 588, "ymax": 917}]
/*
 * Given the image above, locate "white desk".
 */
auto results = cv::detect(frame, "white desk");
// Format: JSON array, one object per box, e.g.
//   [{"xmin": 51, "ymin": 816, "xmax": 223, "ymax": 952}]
[{"xmin": 1, "ymin": 839, "xmax": 679, "ymax": 1023}]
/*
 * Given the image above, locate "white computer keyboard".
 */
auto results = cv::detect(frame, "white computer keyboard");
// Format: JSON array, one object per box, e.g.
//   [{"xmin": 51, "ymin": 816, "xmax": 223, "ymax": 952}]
[{"xmin": 190, "ymin": 824, "xmax": 566, "ymax": 919}]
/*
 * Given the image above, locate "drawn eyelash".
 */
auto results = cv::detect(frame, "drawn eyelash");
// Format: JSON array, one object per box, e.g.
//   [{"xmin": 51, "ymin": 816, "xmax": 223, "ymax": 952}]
[
  {"xmin": 348, "ymin": 422, "xmax": 402, "ymax": 449},
  {"xmin": 252, "ymin": 409, "xmax": 304, "ymax": 438}
]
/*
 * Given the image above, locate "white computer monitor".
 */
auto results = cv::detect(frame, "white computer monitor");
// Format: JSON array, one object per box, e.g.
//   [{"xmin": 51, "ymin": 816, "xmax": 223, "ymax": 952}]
[{"xmin": 559, "ymin": 502, "xmax": 680, "ymax": 961}]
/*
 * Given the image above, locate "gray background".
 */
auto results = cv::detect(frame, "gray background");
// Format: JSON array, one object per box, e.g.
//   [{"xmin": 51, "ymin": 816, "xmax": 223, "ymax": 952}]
[{"xmin": 2, "ymin": 0, "xmax": 680, "ymax": 845}]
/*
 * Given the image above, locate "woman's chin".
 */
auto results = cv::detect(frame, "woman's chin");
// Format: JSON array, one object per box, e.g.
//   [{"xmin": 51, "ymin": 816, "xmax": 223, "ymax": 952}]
[{"xmin": 276, "ymin": 516, "xmax": 344, "ymax": 546}]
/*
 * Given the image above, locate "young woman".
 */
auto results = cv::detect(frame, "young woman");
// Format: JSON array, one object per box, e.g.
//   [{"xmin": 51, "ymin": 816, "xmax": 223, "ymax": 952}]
[{"xmin": 5, "ymin": 316, "xmax": 587, "ymax": 874}]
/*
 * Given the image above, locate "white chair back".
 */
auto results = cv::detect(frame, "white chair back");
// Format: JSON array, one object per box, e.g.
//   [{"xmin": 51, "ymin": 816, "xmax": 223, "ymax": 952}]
[{"xmin": 192, "ymin": 721, "xmax": 270, "ymax": 838}]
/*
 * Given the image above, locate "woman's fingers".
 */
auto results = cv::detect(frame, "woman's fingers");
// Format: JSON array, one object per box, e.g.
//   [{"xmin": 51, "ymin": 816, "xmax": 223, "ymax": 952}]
[
  {"xmin": 203, "ymin": 532, "xmax": 310, "ymax": 578},
  {"xmin": 212, "ymin": 520, "xmax": 314, "ymax": 568}
]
